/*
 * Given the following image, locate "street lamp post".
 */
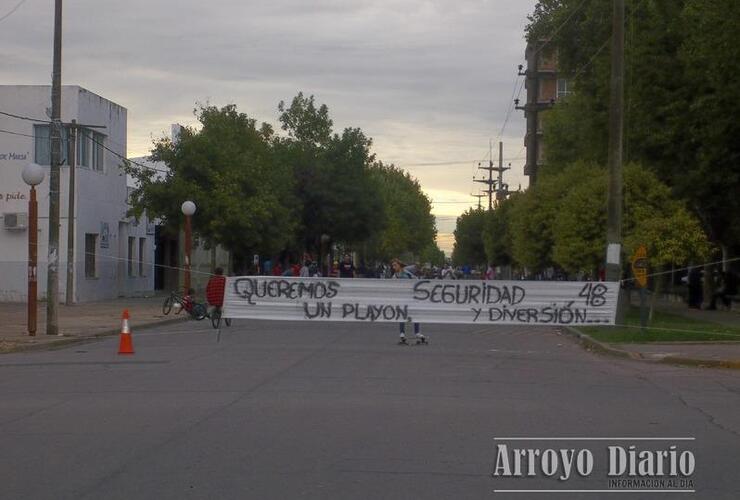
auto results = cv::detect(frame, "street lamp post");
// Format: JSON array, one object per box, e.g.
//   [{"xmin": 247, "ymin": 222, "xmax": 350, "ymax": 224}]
[
  {"xmin": 181, "ymin": 201, "xmax": 196, "ymax": 294},
  {"xmin": 22, "ymin": 163, "xmax": 45, "ymax": 336}
]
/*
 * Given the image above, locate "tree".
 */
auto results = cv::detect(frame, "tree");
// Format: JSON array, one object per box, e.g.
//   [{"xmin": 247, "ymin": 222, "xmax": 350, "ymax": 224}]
[
  {"xmin": 527, "ymin": 0, "xmax": 738, "ymax": 255},
  {"xmin": 276, "ymin": 93, "xmax": 384, "ymax": 252},
  {"xmin": 509, "ymin": 161, "xmax": 596, "ymax": 272},
  {"xmin": 678, "ymin": 0, "xmax": 740, "ymax": 252},
  {"xmin": 482, "ymin": 194, "xmax": 519, "ymax": 267},
  {"xmin": 550, "ymin": 163, "xmax": 710, "ymax": 275},
  {"xmin": 364, "ymin": 163, "xmax": 437, "ymax": 262},
  {"xmin": 452, "ymin": 209, "xmax": 488, "ymax": 266},
  {"xmin": 126, "ymin": 104, "xmax": 296, "ymax": 260},
  {"xmin": 419, "ymin": 243, "xmax": 446, "ymax": 267},
  {"xmin": 550, "ymin": 167, "xmax": 607, "ymax": 275}
]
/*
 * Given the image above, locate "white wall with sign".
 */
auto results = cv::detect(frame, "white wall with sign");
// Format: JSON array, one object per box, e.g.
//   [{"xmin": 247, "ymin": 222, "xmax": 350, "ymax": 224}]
[{"xmin": 0, "ymin": 85, "xmax": 155, "ymax": 302}]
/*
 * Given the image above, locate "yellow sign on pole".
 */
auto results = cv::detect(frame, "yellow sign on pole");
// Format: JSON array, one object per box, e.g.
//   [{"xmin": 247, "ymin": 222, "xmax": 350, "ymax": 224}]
[{"xmin": 631, "ymin": 245, "xmax": 648, "ymax": 288}]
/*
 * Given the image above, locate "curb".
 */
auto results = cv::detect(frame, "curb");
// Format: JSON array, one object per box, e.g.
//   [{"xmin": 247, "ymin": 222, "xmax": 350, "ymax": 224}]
[
  {"xmin": 561, "ymin": 326, "xmax": 740, "ymax": 370},
  {"xmin": 0, "ymin": 316, "xmax": 186, "ymax": 355}
]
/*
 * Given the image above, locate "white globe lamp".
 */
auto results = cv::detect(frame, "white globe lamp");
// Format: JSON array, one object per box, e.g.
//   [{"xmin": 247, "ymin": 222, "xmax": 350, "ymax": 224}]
[
  {"xmin": 22, "ymin": 163, "xmax": 45, "ymax": 186},
  {"xmin": 181, "ymin": 200, "xmax": 196, "ymax": 216}
]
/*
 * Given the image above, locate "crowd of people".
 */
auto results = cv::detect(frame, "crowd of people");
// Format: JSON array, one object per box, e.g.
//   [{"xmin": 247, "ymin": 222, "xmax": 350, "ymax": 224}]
[{"xmin": 255, "ymin": 254, "xmax": 508, "ymax": 282}]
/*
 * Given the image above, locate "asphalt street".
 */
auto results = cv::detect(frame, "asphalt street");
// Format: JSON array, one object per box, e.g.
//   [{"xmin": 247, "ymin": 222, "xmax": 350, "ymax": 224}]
[{"xmin": 0, "ymin": 320, "xmax": 738, "ymax": 500}]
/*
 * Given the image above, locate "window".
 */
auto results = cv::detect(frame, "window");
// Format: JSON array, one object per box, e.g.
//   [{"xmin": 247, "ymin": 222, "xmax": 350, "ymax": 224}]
[
  {"xmin": 538, "ymin": 78, "xmax": 557, "ymax": 102},
  {"xmin": 85, "ymin": 233, "xmax": 97, "ymax": 278},
  {"xmin": 128, "ymin": 237, "xmax": 136, "ymax": 277},
  {"xmin": 92, "ymin": 132, "xmax": 105, "ymax": 171},
  {"xmin": 77, "ymin": 129, "xmax": 90, "ymax": 167},
  {"xmin": 34, "ymin": 125, "xmax": 69, "ymax": 165},
  {"xmin": 557, "ymin": 78, "xmax": 571, "ymax": 99},
  {"xmin": 138, "ymin": 238, "xmax": 146, "ymax": 276}
]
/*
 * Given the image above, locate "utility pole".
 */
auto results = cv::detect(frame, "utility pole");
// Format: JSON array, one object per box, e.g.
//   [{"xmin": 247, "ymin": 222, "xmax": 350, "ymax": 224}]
[
  {"xmin": 65, "ymin": 119, "xmax": 76, "ymax": 305},
  {"xmin": 516, "ymin": 45, "xmax": 555, "ymax": 187},
  {"xmin": 475, "ymin": 139, "xmax": 496, "ymax": 210},
  {"xmin": 605, "ymin": 0, "xmax": 624, "ymax": 283},
  {"xmin": 47, "ymin": 0, "xmax": 62, "ymax": 335},
  {"xmin": 470, "ymin": 193, "xmax": 486, "ymax": 210},
  {"xmin": 493, "ymin": 141, "xmax": 511, "ymax": 204}
]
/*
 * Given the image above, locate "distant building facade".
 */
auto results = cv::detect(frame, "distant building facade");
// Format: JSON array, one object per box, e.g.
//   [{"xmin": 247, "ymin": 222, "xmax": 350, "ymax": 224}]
[
  {"xmin": 0, "ymin": 85, "xmax": 155, "ymax": 302},
  {"xmin": 519, "ymin": 40, "xmax": 570, "ymax": 185}
]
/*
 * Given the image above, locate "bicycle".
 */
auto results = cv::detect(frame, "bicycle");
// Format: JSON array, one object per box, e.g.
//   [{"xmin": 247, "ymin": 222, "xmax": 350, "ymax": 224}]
[
  {"xmin": 209, "ymin": 306, "xmax": 232, "ymax": 329},
  {"xmin": 162, "ymin": 291, "xmax": 208, "ymax": 320}
]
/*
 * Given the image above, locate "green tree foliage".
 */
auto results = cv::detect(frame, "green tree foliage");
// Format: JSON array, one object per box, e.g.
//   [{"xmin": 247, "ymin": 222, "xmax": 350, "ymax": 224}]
[
  {"xmin": 527, "ymin": 0, "xmax": 738, "ymax": 251},
  {"xmin": 550, "ymin": 165, "xmax": 607, "ymax": 274},
  {"xmin": 549, "ymin": 163, "xmax": 709, "ymax": 275},
  {"xmin": 419, "ymin": 243, "xmax": 446, "ymax": 267},
  {"xmin": 509, "ymin": 162, "xmax": 595, "ymax": 271},
  {"xmin": 125, "ymin": 104, "xmax": 295, "ymax": 258},
  {"xmin": 276, "ymin": 93, "xmax": 384, "ymax": 250},
  {"xmin": 452, "ymin": 209, "xmax": 488, "ymax": 266},
  {"xmin": 365, "ymin": 162, "xmax": 437, "ymax": 261},
  {"xmin": 482, "ymin": 195, "xmax": 518, "ymax": 267},
  {"xmin": 127, "ymin": 94, "xmax": 440, "ymax": 268},
  {"xmin": 678, "ymin": 0, "xmax": 740, "ymax": 247}
]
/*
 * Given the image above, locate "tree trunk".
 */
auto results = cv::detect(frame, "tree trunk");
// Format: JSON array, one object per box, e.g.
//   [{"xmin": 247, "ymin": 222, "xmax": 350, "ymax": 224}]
[
  {"xmin": 703, "ymin": 263, "xmax": 714, "ymax": 309},
  {"xmin": 648, "ymin": 264, "xmax": 663, "ymax": 322}
]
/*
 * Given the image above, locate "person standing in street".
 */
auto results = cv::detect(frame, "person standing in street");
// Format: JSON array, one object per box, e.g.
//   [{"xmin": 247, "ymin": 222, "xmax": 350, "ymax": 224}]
[
  {"xmin": 272, "ymin": 262, "xmax": 283, "ymax": 277},
  {"xmin": 299, "ymin": 259, "xmax": 311, "ymax": 277},
  {"xmin": 391, "ymin": 258, "xmax": 426, "ymax": 345},
  {"xmin": 441, "ymin": 263, "xmax": 455, "ymax": 280},
  {"xmin": 339, "ymin": 254, "xmax": 356, "ymax": 278},
  {"xmin": 708, "ymin": 270, "xmax": 738, "ymax": 310},
  {"xmin": 485, "ymin": 264, "xmax": 495, "ymax": 280},
  {"xmin": 687, "ymin": 265, "xmax": 703, "ymax": 309}
]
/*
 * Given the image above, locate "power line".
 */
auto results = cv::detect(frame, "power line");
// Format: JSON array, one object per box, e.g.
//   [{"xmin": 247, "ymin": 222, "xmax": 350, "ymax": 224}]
[
  {"xmin": 0, "ymin": 122, "xmax": 169, "ymax": 176},
  {"xmin": 0, "ymin": 0, "xmax": 27, "ymax": 24},
  {"xmin": 0, "ymin": 106, "xmax": 151, "ymax": 153},
  {"xmin": 399, "ymin": 160, "xmax": 479, "ymax": 167},
  {"xmin": 0, "ymin": 111, "xmax": 169, "ymax": 174},
  {"xmin": 570, "ymin": 38, "xmax": 611, "ymax": 82},
  {"xmin": 569, "ymin": 0, "xmax": 647, "ymax": 84},
  {"xmin": 0, "ymin": 127, "xmax": 34, "ymax": 139},
  {"xmin": 401, "ymin": 157, "xmax": 525, "ymax": 167},
  {"xmin": 0, "ymin": 110, "xmax": 52, "ymax": 123},
  {"xmin": 528, "ymin": 0, "xmax": 589, "ymax": 60},
  {"xmin": 498, "ymin": 75, "xmax": 526, "ymax": 139},
  {"xmin": 79, "ymin": 129, "xmax": 169, "ymax": 175}
]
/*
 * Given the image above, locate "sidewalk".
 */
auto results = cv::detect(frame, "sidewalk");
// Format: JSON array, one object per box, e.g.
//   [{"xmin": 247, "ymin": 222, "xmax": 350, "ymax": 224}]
[
  {"xmin": 0, "ymin": 295, "xmax": 184, "ymax": 353},
  {"xmin": 567, "ymin": 295, "xmax": 740, "ymax": 369}
]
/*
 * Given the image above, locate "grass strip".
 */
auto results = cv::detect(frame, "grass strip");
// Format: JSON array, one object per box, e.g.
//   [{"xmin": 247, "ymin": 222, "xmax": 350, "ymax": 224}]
[{"xmin": 578, "ymin": 307, "xmax": 740, "ymax": 343}]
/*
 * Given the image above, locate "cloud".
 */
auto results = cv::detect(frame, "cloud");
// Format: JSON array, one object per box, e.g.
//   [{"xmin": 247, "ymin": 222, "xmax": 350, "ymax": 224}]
[{"xmin": 1, "ymin": 0, "xmax": 536, "ymax": 248}]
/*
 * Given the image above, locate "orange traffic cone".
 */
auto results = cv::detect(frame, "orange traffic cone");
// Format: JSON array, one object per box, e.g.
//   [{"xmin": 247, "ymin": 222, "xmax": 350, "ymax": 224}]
[{"xmin": 118, "ymin": 309, "xmax": 134, "ymax": 355}]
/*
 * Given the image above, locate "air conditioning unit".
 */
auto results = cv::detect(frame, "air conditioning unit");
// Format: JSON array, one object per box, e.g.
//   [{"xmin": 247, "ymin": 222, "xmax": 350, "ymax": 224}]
[{"xmin": 3, "ymin": 212, "xmax": 28, "ymax": 231}]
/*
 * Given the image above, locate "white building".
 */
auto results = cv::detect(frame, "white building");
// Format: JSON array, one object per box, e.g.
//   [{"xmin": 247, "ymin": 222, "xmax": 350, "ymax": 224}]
[{"xmin": 0, "ymin": 85, "xmax": 154, "ymax": 302}]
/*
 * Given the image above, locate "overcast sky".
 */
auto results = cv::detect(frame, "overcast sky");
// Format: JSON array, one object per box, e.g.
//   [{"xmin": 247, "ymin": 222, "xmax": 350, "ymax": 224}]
[{"xmin": 0, "ymin": 0, "xmax": 537, "ymax": 253}]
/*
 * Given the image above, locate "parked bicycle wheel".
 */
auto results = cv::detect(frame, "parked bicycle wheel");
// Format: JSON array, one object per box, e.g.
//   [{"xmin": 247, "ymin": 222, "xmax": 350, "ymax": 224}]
[
  {"xmin": 162, "ymin": 295, "xmax": 173, "ymax": 315},
  {"xmin": 211, "ymin": 308, "xmax": 221, "ymax": 329},
  {"xmin": 192, "ymin": 303, "xmax": 208, "ymax": 321}
]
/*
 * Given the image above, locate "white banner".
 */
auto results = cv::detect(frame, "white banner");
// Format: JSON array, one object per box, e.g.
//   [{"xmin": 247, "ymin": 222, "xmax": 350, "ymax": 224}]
[{"xmin": 223, "ymin": 277, "xmax": 618, "ymax": 326}]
